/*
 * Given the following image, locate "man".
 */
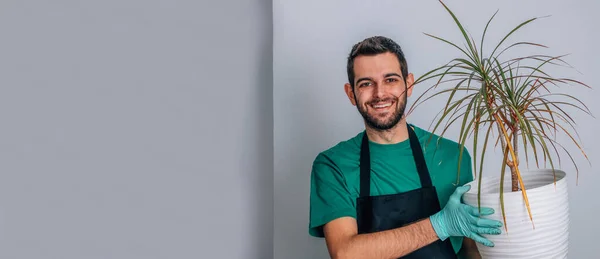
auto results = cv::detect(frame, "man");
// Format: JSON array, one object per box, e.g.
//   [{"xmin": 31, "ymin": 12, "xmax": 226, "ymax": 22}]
[{"xmin": 308, "ymin": 36, "xmax": 503, "ymax": 259}]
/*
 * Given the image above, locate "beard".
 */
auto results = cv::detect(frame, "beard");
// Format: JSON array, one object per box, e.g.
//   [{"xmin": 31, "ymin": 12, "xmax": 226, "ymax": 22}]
[{"xmin": 356, "ymin": 94, "xmax": 407, "ymax": 131}]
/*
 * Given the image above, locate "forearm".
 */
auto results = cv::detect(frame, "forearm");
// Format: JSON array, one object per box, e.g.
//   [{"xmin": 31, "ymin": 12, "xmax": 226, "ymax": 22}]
[{"xmin": 333, "ymin": 218, "xmax": 439, "ymax": 259}]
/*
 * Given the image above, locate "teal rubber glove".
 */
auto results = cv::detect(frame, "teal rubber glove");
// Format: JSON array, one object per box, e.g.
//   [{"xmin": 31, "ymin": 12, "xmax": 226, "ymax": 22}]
[{"xmin": 429, "ymin": 184, "xmax": 503, "ymax": 247}]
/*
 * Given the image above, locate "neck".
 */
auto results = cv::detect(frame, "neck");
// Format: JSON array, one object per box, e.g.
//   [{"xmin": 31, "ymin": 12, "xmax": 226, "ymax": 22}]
[{"xmin": 365, "ymin": 118, "xmax": 409, "ymax": 144}]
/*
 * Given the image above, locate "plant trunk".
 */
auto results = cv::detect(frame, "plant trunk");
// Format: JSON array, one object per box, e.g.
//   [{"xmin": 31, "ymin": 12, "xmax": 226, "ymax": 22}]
[
  {"xmin": 509, "ymin": 163, "xmax": 519, "ymax": 192},
  {"xmin": 509, "ymin": 128, "xmax": 519, "ymax": 192}
]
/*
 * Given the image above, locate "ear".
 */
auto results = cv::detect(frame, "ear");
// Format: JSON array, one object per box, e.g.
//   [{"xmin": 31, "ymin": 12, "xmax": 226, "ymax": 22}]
[
  {"xmin": 344, "ymin": 83, "xmax": 357, "ymax": 106},
  {"xmin": 405, "ymin": 73, "xmax": 415, "ymax": 97}
]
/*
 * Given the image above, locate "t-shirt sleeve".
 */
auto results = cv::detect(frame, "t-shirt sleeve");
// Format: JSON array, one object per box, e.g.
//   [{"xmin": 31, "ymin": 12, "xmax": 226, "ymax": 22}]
[{"xmin": 308, "ymin": 153, "xmax": 356, "ymax": 238}]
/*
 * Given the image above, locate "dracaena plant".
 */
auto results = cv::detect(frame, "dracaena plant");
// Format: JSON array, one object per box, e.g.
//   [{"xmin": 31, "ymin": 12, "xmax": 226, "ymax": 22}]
[{"xmin": 408, "ymin": 0, "xmax": 592, "ymax": 228}]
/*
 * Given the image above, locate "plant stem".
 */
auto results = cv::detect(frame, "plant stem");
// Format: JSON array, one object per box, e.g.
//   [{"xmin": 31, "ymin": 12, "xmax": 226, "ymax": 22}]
[
  {"xmin": 493, "ymin": 104, "xmax": 534, "ymax": 227},
  {"xmin": 509, "ymin": 127, "xmax": 519, "ymax": 192}
]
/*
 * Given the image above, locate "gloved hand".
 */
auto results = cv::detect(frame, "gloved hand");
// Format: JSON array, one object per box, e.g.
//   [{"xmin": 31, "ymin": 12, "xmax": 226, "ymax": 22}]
[{"xmin": 429, "ymin": 184, "xmax": 503, "ymax": 247}]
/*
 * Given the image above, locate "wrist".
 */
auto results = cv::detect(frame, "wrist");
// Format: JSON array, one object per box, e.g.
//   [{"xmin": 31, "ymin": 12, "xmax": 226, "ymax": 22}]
[{"xmin": 429, "ymin": 212, "xmax": 449, "ymax": 241}]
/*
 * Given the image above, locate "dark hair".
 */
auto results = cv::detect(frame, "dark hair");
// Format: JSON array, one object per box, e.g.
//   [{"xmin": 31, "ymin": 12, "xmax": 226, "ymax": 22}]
[{"xmin": 346, "ymin": 36, "xmax": 408, "ymax": 88}]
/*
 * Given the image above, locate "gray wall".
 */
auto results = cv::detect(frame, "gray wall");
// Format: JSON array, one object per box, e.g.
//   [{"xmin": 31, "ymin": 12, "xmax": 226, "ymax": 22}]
[
  {"xmin": 0, "ymin": 0, "xmax": 272, "ymax": 258},
  {"xmin": 1, "ymin": 0, "xmax": 598, "ymax": 258},
  {"xmin": 274, "ymin": 0, "xmax": 599, "ymax": 258}
]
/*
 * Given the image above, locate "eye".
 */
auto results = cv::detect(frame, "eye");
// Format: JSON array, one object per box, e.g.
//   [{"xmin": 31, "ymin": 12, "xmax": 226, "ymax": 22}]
[
  {"xmin": 386, "ymin": 78, "xmax": 398, "ymax": 83},
  {"xmin": 359, "ymin": 82, "xmax": 371, "ymax": 87}
]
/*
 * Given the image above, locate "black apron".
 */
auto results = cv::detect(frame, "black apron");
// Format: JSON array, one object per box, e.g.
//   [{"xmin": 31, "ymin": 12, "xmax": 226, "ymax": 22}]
[{"xmin": 355, "ymin": 125, "xmax": 457, "ymax": 259}]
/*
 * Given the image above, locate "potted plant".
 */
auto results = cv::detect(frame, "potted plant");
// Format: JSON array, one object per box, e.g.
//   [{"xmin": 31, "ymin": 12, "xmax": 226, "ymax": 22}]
[{"xmin": 408, "ymin": 1, "xmax": 592, "ymax": 257}]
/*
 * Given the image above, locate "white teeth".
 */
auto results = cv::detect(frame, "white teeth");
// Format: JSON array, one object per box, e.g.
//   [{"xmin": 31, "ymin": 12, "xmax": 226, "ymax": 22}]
[{"xmin": 373, "ymin": 103, "xmax": 392, "ymax": 108}]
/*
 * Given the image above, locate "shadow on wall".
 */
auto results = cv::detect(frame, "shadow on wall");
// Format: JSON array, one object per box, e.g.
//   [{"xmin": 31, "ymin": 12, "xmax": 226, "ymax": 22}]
[
  {"xmin": 274, "ymin": 54, "xmax": 343, "ymax": 258},
  {"xmin": 243, "ymin": 0, "xmax": 274, "ymax": 258}
]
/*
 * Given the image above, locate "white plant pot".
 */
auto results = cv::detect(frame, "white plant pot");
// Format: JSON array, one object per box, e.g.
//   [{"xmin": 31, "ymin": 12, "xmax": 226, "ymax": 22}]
[{"xmin": 462, "ymin": 169, "xmax": 569, "ymax": 259}]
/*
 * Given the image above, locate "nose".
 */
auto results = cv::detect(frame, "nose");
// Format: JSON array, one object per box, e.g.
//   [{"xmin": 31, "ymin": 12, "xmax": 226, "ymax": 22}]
[{"xmin": 373, "ymin": 83, "xmax": 385, "ymax": 98}]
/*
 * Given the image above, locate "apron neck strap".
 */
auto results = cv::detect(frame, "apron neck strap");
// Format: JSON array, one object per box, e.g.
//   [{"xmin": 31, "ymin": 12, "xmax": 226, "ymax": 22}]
[
  {"xmin": 407, "ymin": 125, "xmax": 432, "ymax": 187},
  {"xmin": 359, "ymin": 124, "xmax": 432, "ymax": 197}
]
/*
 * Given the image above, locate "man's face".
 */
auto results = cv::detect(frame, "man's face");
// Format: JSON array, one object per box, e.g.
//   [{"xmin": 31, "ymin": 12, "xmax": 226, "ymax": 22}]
[{"xmin": 344, "ymin": 52, "xmax": 414, "ymax": 131}]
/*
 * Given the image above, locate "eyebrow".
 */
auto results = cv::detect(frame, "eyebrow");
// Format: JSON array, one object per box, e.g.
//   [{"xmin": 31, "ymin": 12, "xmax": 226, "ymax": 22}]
[
  {"xmin": 355, "ymin": 73, "xmax": 403, "ymax": 85},
  {"xmin": 385, "ymin": 73, "xmax": 403, "ymax": 79}
]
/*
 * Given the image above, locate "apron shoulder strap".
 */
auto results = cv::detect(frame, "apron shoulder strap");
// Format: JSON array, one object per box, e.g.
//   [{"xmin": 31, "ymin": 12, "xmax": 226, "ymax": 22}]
[
  {"xmin": 360, "ymin": 132, "xmax": 371, "ymax": 197},
  {"xmin": 407, "ymin": 125, "xmax": 433, "ymax": 188}
]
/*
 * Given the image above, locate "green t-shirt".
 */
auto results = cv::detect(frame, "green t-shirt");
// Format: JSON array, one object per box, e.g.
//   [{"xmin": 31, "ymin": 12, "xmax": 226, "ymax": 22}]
[{"xmin": 308, "ymin": 124, "xmax": 473, "ymax": 254}]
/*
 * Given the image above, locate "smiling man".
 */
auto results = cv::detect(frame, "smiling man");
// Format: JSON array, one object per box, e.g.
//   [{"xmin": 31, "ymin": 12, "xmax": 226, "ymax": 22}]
[{"xmin": 308, "ymin": 36, "xmax": 503, "ymax": 259}]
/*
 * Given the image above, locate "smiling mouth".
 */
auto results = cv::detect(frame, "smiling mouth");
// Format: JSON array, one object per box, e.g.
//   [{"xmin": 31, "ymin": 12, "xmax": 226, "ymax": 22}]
[{"xmin": 370, "ymin": 101, "xmax": 394, "ymax": 110}]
